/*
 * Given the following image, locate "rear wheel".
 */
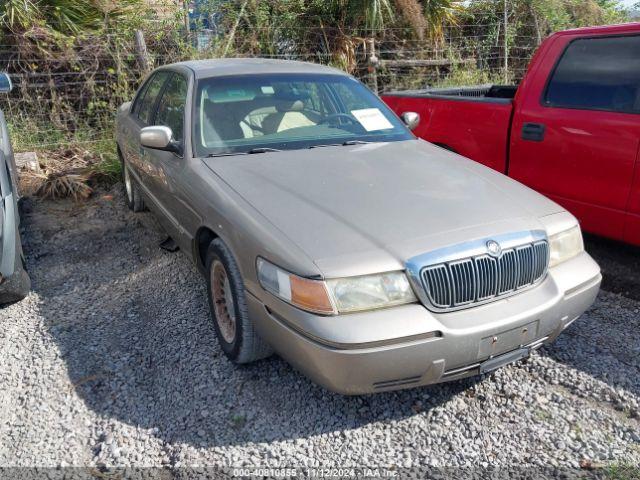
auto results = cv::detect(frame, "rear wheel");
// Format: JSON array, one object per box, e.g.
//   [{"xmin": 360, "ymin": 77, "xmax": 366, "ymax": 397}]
[
  {"xmin": 205, "ymin": 239, "xmax": 272, "ymax": 363},
  {"xmin": 121, "ymin": 158, "xmax": 145, "ymax": 212}
]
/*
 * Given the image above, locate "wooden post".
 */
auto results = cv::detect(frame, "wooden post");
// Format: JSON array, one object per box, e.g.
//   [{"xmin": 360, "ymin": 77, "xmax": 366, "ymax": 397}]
[
  {"xmin": 134, "ymin": 30, "xmax": 151, "ymax": 73},
  {"xmin": 183, "ymin": 0, "xmax": 190, "ymax": 41},
  {"xmin": 367, "ymin": 38, "xmax": 379, "ymax": 94},
  {"xmin": 223, "ymin": 0, "xmax": 248, "ymax": 57}
]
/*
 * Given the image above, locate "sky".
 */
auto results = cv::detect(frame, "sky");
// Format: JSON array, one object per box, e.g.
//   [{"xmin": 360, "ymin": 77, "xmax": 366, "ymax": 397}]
[{"xmin": 619, "ymin": 0, "xmax": 637, "ymax": 8}]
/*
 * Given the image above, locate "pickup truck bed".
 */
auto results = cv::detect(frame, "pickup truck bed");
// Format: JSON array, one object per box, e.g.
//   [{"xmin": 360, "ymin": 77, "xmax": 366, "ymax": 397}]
[
  {"xmin": 382, "ymin": 22, "xmax": 640, "ymax": 247},
  {"xmin": 384, "ymin": 85, "xmax": 516, "ymax": 172}
]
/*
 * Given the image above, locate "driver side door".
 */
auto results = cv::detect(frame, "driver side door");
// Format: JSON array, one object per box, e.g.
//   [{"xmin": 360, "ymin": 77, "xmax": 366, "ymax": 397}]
[{"xmin": 145, "ymin": 72, "xmax": 196, "ymax": 251}]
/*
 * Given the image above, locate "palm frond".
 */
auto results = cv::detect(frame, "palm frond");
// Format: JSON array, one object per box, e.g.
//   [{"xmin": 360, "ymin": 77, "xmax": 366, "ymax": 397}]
[{"xmin": 395, "ymin": 0, "xmax": 427, "ymax": 40}]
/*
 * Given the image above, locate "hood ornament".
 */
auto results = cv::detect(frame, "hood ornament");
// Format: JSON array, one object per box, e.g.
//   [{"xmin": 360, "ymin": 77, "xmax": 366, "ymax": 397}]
[{"xmin": 486, "ymin": 240, "xmax": 502, "ymax": 257}]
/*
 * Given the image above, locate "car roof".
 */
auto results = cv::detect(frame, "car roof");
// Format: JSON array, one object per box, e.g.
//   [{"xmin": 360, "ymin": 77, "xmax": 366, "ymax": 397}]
[
  {"xmin": 166, "ymin": 58, "xmax": 348, "ymax": 79},
  {"xmin": 552, "ymin": 22, "xmax": 640, "ymax": 37}
]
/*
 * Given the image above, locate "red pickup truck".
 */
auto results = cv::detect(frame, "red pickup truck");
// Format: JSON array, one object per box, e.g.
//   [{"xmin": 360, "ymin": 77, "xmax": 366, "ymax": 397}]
[{"xmin": 383, "ymin": 23, "xmax": 640, "ymax": 247}]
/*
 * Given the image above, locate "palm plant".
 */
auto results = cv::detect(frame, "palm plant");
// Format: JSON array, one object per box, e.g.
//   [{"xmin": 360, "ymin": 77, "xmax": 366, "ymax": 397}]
[
  {"xmin": 422, "ymin": 0, "xmax": 462, "ymax": 41},
  {"xmin": 391, "ymin": 0, "xmax": 462, "ymax": 43},
  {"xmin": 323, "ymin": 0, "xmax": 396, "ymax": 31},
  {"xmin": 395, "ymin": 0, "xmax": 427, "ymax": 39},
  {"xmin": 0, "ymin": 0, "xmax": 142, "ymax": 35}
]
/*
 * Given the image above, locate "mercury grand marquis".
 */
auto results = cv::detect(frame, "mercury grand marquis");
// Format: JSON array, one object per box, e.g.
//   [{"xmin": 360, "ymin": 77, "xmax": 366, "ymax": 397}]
[{"xmin": 115, "ymin": 59, "xmax": 601, "ymax": 394}]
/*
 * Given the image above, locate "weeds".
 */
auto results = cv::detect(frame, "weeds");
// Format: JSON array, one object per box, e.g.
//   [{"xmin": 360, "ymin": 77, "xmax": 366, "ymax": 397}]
[
  {"xmin": 18, "ymin": 129, "xmax": 120, "ymax": 200},
  {"xmin": 36, "ymin": 172, "xmax": 92, "ymax": 201},
  {"xmin": 604, "ymin": 463, "xmax": 640, "ymax": 480},
  {"xmin": 231, "ymin": 413, "xmax": 247, "ymax": 429}
]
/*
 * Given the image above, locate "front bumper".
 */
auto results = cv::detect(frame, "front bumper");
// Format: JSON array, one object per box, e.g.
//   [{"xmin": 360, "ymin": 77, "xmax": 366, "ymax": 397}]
[{"xmin": 249, "ymin": 251, "xmax": 601, "ymax": 394}]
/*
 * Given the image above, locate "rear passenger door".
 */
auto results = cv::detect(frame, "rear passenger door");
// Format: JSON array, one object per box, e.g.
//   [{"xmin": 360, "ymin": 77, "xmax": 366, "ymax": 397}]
[
  {"xmin": 509, "ymin": 34, "xmax": 640, "ymax": 241},
  {"xmin": 125, "ymin": 71, "xmax": 171, "ymax": 192}
]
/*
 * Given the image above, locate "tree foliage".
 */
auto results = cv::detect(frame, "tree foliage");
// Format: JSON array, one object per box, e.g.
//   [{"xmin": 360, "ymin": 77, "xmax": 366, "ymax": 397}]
[
  {"xmin": 0, "ymin": 0, "xmax": 632, "ymax": 145},
  {"xmin": 0, "ymin": 0, "xmax": 144, "ymax": 35}
]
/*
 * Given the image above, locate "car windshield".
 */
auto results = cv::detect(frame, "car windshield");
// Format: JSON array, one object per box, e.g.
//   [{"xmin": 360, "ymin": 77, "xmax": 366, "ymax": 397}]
[{"xmin": 193, "ymin": 73, "xmax": 413, "ymax": 156}]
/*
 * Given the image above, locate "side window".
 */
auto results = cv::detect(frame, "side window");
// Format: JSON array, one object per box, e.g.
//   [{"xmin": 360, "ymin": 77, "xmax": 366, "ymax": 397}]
[
  {"xmin": 544, "ymin": 35, "xmax": 640, "ymax": 113},
  {"xmin": 132, "ymin": 80, "xmax": 151, "ymax": 116},
  {"xmin": 136, "ymin": 72, "xmax": 170, "ymax": 124},
  {"xmin": 155, "ymin": 74, "xmax": 188, "ymax": 142}
]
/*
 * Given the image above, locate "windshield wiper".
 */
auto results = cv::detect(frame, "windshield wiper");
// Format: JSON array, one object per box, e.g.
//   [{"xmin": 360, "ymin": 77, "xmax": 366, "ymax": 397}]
[
  {"xmin": 206, "ymin": 152, "xmax": 247, "ymax": 157},
  {"xmin": 206, "ymin": 147, "xmax": 281, "ymax": 158},
  {"xmin": 247, "ymin": 147, "xmax": 281, "ymax": 154},
  {"xmin": 309, "ymin": 140, "xmax": 373, "ymax": 149}
]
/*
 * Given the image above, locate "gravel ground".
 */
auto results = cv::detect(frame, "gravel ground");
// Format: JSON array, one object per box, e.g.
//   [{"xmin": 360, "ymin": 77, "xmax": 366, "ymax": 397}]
[{"xmin": 1, "ymin": 187, "xmax": 639, "ymax": 471}]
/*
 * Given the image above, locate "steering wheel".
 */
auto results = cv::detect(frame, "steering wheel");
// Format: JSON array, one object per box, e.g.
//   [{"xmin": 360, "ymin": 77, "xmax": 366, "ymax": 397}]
[{"xmin": 318, "ymin": 113, "xmax": 358, "ymax": 126}]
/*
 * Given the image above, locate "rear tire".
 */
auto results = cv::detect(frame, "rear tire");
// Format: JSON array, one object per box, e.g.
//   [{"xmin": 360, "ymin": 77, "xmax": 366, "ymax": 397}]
[
  {"xmin": 121, "ymin": 156, "xmax": 145, "ymax": 212},
  {"xmin": 205, "ymin": 239, "xmax": 273, "ymax": 364}
]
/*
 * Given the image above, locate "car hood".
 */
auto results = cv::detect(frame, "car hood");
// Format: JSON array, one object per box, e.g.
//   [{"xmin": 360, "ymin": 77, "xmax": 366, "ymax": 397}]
[{"xmin": 203, "ymin": 140, "xmax": 564, "ymax": 278}]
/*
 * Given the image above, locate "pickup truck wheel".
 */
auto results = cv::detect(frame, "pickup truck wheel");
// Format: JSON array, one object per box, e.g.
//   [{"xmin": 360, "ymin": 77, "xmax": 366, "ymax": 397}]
[
  {"xmin": 122, "ymin": 161, "xmax": 145, "ymax": 212},
  {"xmin": 205, "ymin": 239, "xmax": 273, "ymax": 364}
]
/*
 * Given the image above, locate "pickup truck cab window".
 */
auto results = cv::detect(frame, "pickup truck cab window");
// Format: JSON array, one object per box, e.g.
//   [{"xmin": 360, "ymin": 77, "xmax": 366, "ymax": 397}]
[
  {"xmin": 136, "ymin": 71, "xmax": 171, "ymax": 125},
  {"xmin": 155, "ymin": 73, "xmax": 188, "ymax": 143},
  {"xmin": 544, "ymin": 35, "xmax": 640, "ymax": 113},
  {"xmin": 193, "ymin": 73, "xmax": 413, "ymax": 156}
]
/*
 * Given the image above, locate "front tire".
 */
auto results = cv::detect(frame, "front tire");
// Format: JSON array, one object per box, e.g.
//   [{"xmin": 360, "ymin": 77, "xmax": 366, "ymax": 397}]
[{"xmin": 205, "ymin": 239, "xmax": 272, "ymax": 364}]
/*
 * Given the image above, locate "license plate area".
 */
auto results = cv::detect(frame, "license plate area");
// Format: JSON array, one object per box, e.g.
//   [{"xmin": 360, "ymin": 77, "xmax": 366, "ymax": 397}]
[
  {"xmin": 479, "ymin": 347, "xmax": 529, "ymax": 375},
  {"xmin": 478, "ymin": 320, "xmax": 539, "ymax": 358}
]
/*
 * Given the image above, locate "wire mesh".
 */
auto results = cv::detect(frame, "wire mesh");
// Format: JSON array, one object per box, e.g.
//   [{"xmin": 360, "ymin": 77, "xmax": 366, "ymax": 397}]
[{"xmin": 0, "ymin": 20, "xmax": 545, "ymax": 151}]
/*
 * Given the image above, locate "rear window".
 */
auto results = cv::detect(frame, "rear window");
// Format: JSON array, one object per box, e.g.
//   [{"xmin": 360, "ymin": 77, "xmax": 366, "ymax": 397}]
[{"xmin": 544, "ymin": 35, "xmax": 640, "ymax": 114}]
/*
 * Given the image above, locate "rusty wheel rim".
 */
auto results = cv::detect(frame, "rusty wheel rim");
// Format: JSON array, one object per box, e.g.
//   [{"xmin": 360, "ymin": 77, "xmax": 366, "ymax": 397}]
[{"xmin": 210, "ymin": 260, "xmax": 236, "ymax": 343}]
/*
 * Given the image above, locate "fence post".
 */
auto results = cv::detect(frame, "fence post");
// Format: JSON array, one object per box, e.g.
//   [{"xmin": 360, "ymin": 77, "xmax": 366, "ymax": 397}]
[
  {"xmin": 367, "ymin": 38, "xmax": 379, "ymax": 94},
  {"xmin": 503, "ymin": 0, "xmax": 509, "ymax": 82},
  {"xmin": 223, "ymin": 0, "xmax": 248, "ymax": 57},
  {"xmin": 183, "ymin": 0, "xmax": 190, "ymax": 42},
  {"xmin": 134, "ymin": 30, "xmax": 151, "ymax": 74}
]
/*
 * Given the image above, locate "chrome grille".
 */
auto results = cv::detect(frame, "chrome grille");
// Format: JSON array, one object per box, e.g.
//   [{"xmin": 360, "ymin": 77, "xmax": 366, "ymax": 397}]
[{"xmin": 421, "ymin": 240, "xmax": 549, "ymax": 311}]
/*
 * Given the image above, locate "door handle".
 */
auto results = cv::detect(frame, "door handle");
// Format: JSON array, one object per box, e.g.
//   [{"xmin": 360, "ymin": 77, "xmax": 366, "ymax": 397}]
[{"xmin": 521, "ymin": 123, "xmax": 546, "ymax": 142}]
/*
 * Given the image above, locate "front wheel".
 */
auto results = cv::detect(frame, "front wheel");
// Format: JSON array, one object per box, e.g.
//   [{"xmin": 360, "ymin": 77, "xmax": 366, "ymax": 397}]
[{"xmin": 205, "ymin": 239, "xmax": 272, "ymax": 363}]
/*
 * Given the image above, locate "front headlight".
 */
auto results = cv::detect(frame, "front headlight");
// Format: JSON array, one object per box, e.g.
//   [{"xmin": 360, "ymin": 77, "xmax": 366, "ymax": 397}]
[
  {"xmin": 257, "ymin": 258, "xmax": 417, "ymax": 315},
  {"xmin": 326, "ymin": 271, "xmax": 417, "ymax": 313},
  {"xmin": 548, "ymin": 225, "xmax": 584, "ymax": 267}
]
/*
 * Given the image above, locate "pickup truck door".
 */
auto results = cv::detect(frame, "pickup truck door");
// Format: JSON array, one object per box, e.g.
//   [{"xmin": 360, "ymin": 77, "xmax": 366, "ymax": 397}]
[
  {"xmin": 625, "ymin": 151, "xmax": 640, "ymax": 245},
  {"xmin": 509, "ymin": 33, "xmax": 640, "ymax": 241}
]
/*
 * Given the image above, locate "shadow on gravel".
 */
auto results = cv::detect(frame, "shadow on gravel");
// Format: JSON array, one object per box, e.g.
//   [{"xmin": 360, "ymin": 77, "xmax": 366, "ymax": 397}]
[
  {"xmin": 537, "ymin": 236, "xmax": 640, "ymax": 397},
  {"xmin": 539, "ymin": 308, "xmax": 640, "ymax": 398},
  {"xmin": 26, "ymin": 192, "xmax": 478, "ymax": 449},
  {"xmin": 584, "ymin": 235, "xmax": 640, "ymax": 301}
]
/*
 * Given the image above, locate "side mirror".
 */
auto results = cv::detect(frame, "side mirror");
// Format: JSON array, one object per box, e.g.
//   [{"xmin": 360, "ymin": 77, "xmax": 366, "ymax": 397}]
[
  {"xmin": 140, "ymin": 126, "xmax": 181, "ymax": 155},
  {"xmin": 401, "ymin": 111, "xmax": 420, "ymax": 131},
  {"xmin": 0, "ymin": 73, "xmax": 12, "ymax": 93}
]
